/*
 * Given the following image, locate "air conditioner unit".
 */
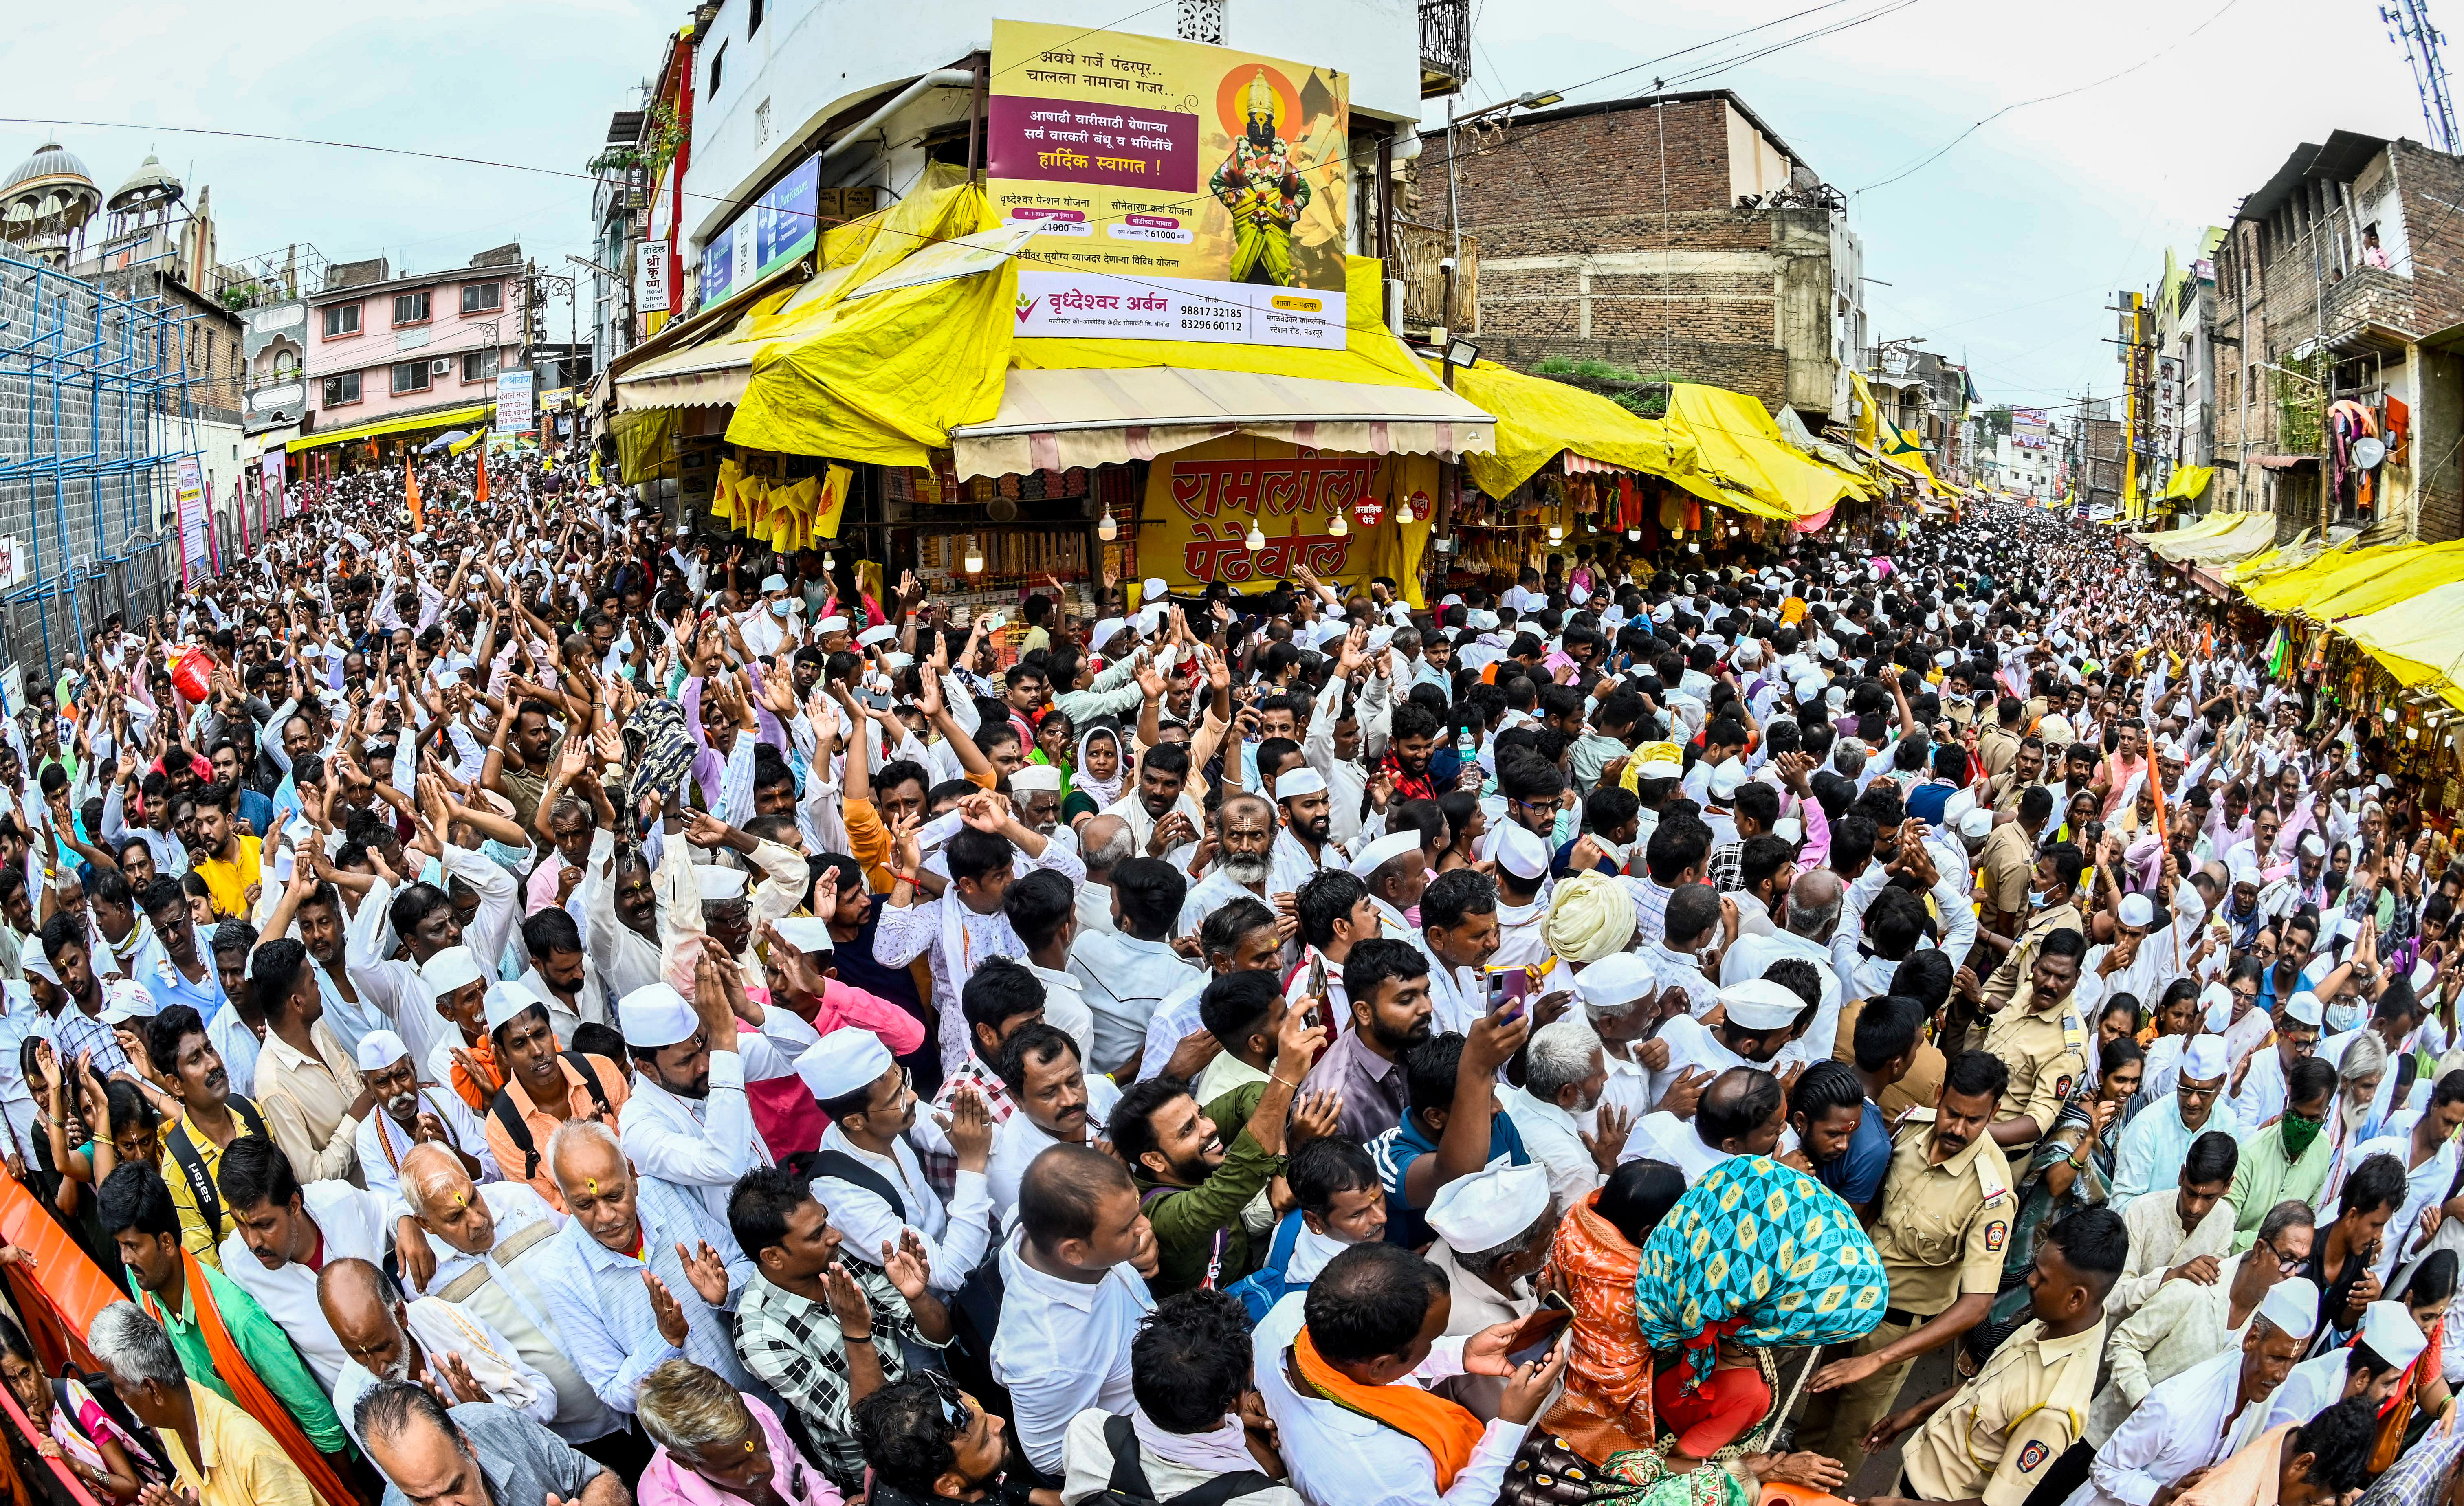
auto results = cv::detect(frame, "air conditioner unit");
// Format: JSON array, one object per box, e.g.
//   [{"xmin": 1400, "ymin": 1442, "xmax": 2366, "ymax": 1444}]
[{"xmin": 432, "ymin": 358, "xmax": 452, "ymax": 375}]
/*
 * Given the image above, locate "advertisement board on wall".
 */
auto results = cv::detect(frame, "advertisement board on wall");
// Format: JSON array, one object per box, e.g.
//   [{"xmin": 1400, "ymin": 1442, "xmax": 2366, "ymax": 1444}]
[
  {"xmin": 638, "ymin": 238, "xmax": 671, "ymax": 316},
  {"xmin": 1139, "ymin": 438, "xmax": 1434, "ymax": 594},
  {"xmin": 988, "ymin": 19, "xmax": 1349, "ymax": 350},
  {"xmin": 700, "ymin": 156, "xmax": 825, "ymax": 310},
  {"xmin": 175, "ymin": 455, "xmax": 210, "ymax": 585}
]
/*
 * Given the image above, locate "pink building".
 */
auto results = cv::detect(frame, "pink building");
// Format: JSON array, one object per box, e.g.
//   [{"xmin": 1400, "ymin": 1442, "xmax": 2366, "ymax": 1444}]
[{"xmin": 303, "ymin": 243, "xmax": 528, "ymax": 435}]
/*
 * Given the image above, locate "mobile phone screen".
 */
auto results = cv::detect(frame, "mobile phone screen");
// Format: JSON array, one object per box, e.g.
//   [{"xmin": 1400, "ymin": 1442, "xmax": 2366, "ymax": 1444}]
[{"xmin": 1506, "ymin": 1297, "xmax": 1573, "ymax": 1368}]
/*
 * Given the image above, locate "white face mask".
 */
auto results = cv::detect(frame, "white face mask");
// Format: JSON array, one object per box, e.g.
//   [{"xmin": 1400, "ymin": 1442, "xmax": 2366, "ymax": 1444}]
[
  {"xmin": 2326, "ymin": 999, "xmax": 2366, "ymax": 1034},
  {"xmin": 769, "ymin": 599, "xmax": 792, "ymax": 619}
]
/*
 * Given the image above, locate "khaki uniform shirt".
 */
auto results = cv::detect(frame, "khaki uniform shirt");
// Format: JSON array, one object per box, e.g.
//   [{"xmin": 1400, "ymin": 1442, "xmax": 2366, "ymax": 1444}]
[
  {"xmin": 1983, "ymin": 902, "xmax": 2082, "ymax": 1010},
  {"xmin": 1870, "ymin": 1113, "xmax": 2014, "ymax": 1319},
  {"xmin": 1979, "ymin": 725, "xmax": 2022, "ymax": 778},
  {"xmin": 1978, "ymin": 822, "xmax": 2037, "ymax": 918},
  {"xmin": 1982, "ymin": 998, "xmax": 2088, "ymax": 1137},
  {"xmin": 1900, "ymin": 1317, "xmax": 2105, "ymax": 1506}
]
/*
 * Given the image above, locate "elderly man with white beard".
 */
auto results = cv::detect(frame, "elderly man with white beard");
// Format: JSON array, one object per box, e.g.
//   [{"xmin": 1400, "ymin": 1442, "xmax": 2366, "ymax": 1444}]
[
  {"xmin": 317, "ymin": 1255, "xmax": 555, "ymax": 1449},
  {"xmin": 1177, "ymin": 792, "xmax": 1285, "ymax": 935}
]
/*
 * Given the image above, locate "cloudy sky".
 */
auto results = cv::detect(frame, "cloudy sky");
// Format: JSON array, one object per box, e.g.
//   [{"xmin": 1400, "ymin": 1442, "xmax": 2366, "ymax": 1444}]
[
  {"xmin": 1453, "ymin": 0, "xmax": 2427, "ymax": 417},
  {"xmin": 6, "ymin": 0, "xmax": 2434, "ymax": 416}
]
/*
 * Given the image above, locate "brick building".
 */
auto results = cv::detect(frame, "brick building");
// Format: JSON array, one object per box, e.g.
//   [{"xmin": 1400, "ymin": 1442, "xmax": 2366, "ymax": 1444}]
[
  {"xmin": 2211, "ymin": 130, "xmax": 2464, "ymax": 541},
  {"xmin": 1416, "ymin": 88, "xmax": 1866, "ymax": 424},
  {"xmin": 2081, "ymin": 416, "xmax": 2126, "ymax": 512}
]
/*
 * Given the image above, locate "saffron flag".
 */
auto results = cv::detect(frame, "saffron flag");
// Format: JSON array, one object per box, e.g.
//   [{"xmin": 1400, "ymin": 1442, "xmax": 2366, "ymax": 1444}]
[
  {"xmin": 813, "ymin": 463, "xmax": 852, "ymax": 543},
  {"xmin": 406, "ymin": 456, "xmax": 425, "ymax": 533},
  {"xmin": 475, "ymin": 442, "xmax": 491, "ymax": 506}
]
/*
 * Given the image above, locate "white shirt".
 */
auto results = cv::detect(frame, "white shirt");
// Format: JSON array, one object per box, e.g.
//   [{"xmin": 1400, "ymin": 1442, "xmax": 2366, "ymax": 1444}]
[
  {"xmin": 215, "ymin": 1180, "xmax": 395, "ymax": 1391},
  {"xmin": 2108, "ymin": 1192, "xmax": 2236, "ymax": 1319},
  {"xmin": 2348, "ymin": 1128, "xmax": 2459, "ymax": 1283},
  {"xmin": 1502, "ymin": 1084, "xmax": 1597, "ymax": 1217},
  {"xmin": 809, "ymin": 1123, "xmax": 994, "ymax": 1294},
  {"xmin": 1619, "ymin": 1110, "xmax": 1730, "ymax": 1184},
  {"xmin": 355, "ymin": 1088, "xmax": 499, "ymax": 1204},
  {"xmin": 1026, "ymin": 962, "xmax": 1099, "ymax": 1065},
  {"xmin": 988, "ymin": 1074, "xmax": 1123, "ymax": 1227},
  {"xmin": 617, "ymin": 1048, "xmax": 774, "ymax": 1231},
  {"xmin": 1719, "ymin": 929, "xmax": 1843, "ymax": 1066},
  {"xmin": 2066, "ymin": 1347, "xmax": 2267, "ymax": 1506},
  {"xmin": 990, "ymin": 1225, "xmax": 1154, "ymax": 1475},
  {"xmin": 332, "ymin": 1294, "xmax": 558, "ymax": 1447},
  {"xmin": 1255, "ymin": 1329, "xmax": 1529, "ymax": 1506},
  {"xmin": 1069, "ymin": 930, "xmax": 1202, "ymax": 1076}
]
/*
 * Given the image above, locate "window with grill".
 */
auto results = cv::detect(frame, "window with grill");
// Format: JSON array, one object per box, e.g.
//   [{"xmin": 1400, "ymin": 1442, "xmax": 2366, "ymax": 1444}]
[
  {"xmin": 391, "ymin": 361, "xmax": 433, "ymax": 395},
  {"xmin": 323, "ymin": 372, "xmax": 362, "ymax": 405},
  {"xmin": 462, "ymin": 281, "xmax": 503, "ymax": 314},
  {"xmin": 322, "ymin": 304, "xmax": 360, "ymax": 338},
  {"xmin": 393, "ymin": 291, "xmax": 431, "ymax": 325}
]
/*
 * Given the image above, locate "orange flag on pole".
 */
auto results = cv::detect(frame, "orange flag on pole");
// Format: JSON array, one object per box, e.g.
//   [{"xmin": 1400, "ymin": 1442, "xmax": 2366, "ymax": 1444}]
[
  {"xmin": 406, "ymin": 454, "xmax": 425, "ymax": 532},
  {"xmin": 475, "ymin": 442, "xmax": 490, "ymax": 506}
]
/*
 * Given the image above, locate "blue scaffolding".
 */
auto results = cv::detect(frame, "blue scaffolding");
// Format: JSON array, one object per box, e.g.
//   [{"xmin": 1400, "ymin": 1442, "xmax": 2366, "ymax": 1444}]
[{"xmin": 0, "ymin": 242, "xmax": 191, "ymax": 686}]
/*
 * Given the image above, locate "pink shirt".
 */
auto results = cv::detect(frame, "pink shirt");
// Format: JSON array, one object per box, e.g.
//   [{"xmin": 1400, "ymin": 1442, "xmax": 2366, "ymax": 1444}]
[{"xmin": 639, "ymin": 1395, "xmax": 842, "ymax": 1506}]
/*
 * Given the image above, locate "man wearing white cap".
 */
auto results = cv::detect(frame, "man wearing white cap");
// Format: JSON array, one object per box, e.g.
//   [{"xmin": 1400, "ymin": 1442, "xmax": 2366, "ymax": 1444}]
[
  {"xmin": 1425, "ymin": 1163, "xmax": 1551, "ymax": 1421},
  {"xmin": 2086, "ymin": 1205, "xmax": 2319, "ymax": 1451},
  {"xmin": 798, "ymin": 1027, "xmax": 997, "ymax": 1295},
  {"xmin": 2341, "ymin": 1066, "xmax": 2464, "ymax": 1284},
  {"xmin": 1487, "ymin": 824, "xmax": 1559, "ymax": 972},
  {"xmin": 2229, "ymin": 989, "xmax": 2323, "ymax": 1129},
  {"xmin": 2110, "ymin": 1033, "xmax": 2240, "ymax": 1212},
  {"xmin": 2256, "ymin": 1298, "xmax": 2424, "ymax": 1436},
  {"xmin": 2109, "ymin": 1128, "xmax": 2241, "ymax": 1321},
  {"xmin": 2079, "ymin": 890, "xmax": 2178, "ymax": 1024},
  {"xmin": 614, "ymin": 974, "xmax": 781, "ymax": 1232},
  {"xmin": 1270, "ymin": 767, "xmax": 1339, "ymax": 891},
  {"xmin": 352, "ymin": 1026, "xmax": 495, "ymax": 1205}
]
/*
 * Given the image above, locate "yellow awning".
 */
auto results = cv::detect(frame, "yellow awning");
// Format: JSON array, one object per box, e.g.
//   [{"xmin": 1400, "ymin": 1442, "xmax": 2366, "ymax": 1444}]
[
  {"xmin": 288, "ymin": 402, "xmax": 491, "ymax": 454},
  {"xmin": 1450, "ymin": 361, "xmax": 1698, "ymax": 502},
  {"xmin": 1658, "ymin": 383, "xmax": 1873, "ymax": 521},
  {"xmin": 2332, "ymin": 581, "xmax": 2464, "ymax": 710},
  {"xmin": 2242, "ymin": 540, "xmax": 2417, "ymax": 615},
  {"xmin": 2145, "ymin": 512, "xmax": 2274, "ymax": 563},
  {"xmin": 2298, "ymin": 539, "xmax": 2464, "ymax": 621}
]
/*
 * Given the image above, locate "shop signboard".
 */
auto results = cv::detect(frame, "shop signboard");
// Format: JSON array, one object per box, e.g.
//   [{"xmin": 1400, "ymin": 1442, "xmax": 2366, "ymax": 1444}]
[
  {"xmin": 175, "ymin": 456, "xmax": 210, "ymax": 585},
  {"xmin": 638, "ymin": 238, "xmax": 670, "ymax": 314},
  {"xmin": 1141, "ymin": 438, "xmax": 1437, "ymax": 595},
  {"xmin": 699, "ymin": 155, "xmax": 824, "ymax": 309},
  {"xmin": 495, "ymin": 370, "xmax": 535, "ymax": 434},
  {"xmin": 988, "ymin": 19, "xmax": 1348, "ymax": 350}
]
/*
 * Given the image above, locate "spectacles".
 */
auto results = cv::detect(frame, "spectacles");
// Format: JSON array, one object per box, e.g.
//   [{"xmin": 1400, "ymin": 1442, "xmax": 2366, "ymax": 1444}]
[{"xmin": 2257, "ymin": 1237, "xmax": 2304, "ymax": 1277}]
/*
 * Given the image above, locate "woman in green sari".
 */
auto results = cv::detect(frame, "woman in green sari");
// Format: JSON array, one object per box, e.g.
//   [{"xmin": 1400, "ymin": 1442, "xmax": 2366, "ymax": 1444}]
[{"xmin": 1986, "ymin": 1035, "xmax": 2144, "ymax": 1328}]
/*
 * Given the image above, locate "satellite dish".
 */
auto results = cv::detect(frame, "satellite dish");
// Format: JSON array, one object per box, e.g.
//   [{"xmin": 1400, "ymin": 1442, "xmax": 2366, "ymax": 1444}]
[{"xmin": 2353, "ymin": 436, "xmax": 2388, "ymax": 470}]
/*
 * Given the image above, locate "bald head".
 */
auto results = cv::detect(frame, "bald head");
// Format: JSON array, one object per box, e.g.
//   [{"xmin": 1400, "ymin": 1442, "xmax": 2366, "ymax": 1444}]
[
  {"xmin": 1080, "ymin": 814, "xmax": 1132, "ymax": 876},
  {"xmin": 317, "ymin": 1256, "xmax": 411, "ymax": 1383},
  {"xmin": 399, "ymin": 1143, "xmax": 499, "ymax": 1256},
  {"xmin": 1784, "ymin": 868, "xmax": 1845, "ymax": 940}
]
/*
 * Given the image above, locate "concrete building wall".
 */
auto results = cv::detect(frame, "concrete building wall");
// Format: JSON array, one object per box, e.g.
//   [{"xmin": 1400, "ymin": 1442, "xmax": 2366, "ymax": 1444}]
[
  {"xmin": 1420, "ymin": 91, "xmax": 1851, "ymax": 418},
  {"xmin": 304, "ymin": 263, "xmax": 527, "ymax": 431}
]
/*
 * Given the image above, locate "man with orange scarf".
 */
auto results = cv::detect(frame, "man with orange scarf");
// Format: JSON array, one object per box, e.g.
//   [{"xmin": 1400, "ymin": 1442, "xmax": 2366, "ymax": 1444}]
[
  {"xmin": 1255, "ymin": 1240, "xmax": 1568, "ymax": 1506},
  {"xmin": 97, "ymin": 1160, "xmax": 359, "ymax": 1506}
]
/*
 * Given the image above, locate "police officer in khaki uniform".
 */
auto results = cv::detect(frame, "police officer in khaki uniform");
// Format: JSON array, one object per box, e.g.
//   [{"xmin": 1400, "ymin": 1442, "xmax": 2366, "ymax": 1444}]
[
  {"xmin": 1977, "ymin": 786, "xmax": 2050, "ymax": 932},
  {"xmin": 1974, "ymin": 926, "xmax": 2090, "ymax": 1155},
  {"xmin": 1795, "ymin": 1050, "xmax": 2016, "ymax": 1479},
  {"xmin": 1977, "ymin": 699, "xmax": 2025, "ymax": 780},
  {"xmin": 1854, "ymin": 1202, "xmax": 2124, "ymax": 1506}
]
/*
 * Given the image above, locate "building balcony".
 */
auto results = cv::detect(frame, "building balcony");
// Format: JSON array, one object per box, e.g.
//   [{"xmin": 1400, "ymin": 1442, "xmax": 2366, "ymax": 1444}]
[
  {"xmin": 2322, "ymin": 265, "xmax": 2419, "ymax": 356},
  {"xmin": 1420, "ymin": 0, "xmax": 1469, "ymax": 98}
]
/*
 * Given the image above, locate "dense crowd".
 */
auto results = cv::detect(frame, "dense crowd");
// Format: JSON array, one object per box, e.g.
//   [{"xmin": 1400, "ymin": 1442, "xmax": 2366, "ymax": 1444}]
[{"xmin": 0, "ymin": 446, "xmax": 2438, "ymax": 1506}]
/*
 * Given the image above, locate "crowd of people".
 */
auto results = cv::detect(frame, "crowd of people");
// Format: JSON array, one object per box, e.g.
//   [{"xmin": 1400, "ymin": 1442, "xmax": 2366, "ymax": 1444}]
[{"xmin": 0, "ymin": 440, "xmax": 2440, "ymax": 1506}]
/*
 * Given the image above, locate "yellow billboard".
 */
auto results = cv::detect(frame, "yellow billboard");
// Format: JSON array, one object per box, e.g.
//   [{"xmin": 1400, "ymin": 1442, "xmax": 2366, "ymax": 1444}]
[{"xmin": 988, "ymin": 18, "xmax": 1349, "ymax": 350}]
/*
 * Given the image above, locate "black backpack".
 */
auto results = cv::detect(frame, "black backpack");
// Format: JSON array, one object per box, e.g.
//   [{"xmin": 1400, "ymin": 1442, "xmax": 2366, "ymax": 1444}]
[
  {"xmin": 489, "ymin": 1053, "xmax": 615, "ymax": 1179},
  {"xmin": 1077, "ymin": 1414, "xmax": 1279, "ymax": 1506},
  {"xmin": 162, "ymin": 1096, "xmax": 268, "ymax": 1246}
]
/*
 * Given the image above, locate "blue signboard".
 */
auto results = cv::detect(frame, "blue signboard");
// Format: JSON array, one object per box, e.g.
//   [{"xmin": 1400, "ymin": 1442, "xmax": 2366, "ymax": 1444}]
[
  {"xmin": 699, "ymin": 231, "xmax": 734, "ymax": 309},
  {"xmin": 755, "ymin": 156, "xmax": 821, "ymax": 276}
]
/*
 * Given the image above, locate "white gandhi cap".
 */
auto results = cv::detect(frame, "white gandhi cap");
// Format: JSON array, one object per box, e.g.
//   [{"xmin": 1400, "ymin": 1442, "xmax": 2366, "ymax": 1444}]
[
  {"xmin": 2360, "ymin": 1299, "xmax": 2429, "ymax": 1371},
  {"xmin": 419, "ymin": 945, "xmax": 484, "ymax": 998},
  {"xmin": 1350, "ymin": 829, "xmax": 1424, "ymax": 879},
  {"xmin": 354, "ymin": 1029, "xmax": 411, "ymax": 1073},
  {"xmin": 1424, "ymin": 1163, "xmax": 1550, "ymax": 1252},
  {"xmin": 2116, "ymin": 893, "xmax": 2155, "ymax": 928},
  {"xmin": 796, "ymin": 1029, "xmax": 893, "ymax": 1103},
  {"xmin": 1275, "ymin": 768, "xmax": 1328, "ymax": 800},
  {"xmin": 1573, "ymin": 952, "xmax": 1656, "ymax": 1012},
  {"xmin": 2259, "ymin": 1276, "xmax": 2321, "ymax": 1340},
  {"xmin": 1496, "ymin": 822, "xmax": 1551, "ymax": 882},
  {"xmin": 1719, "ymin": 978, "xmax": 1805, "ymax": 1031},
  {"xmin": 619, "ymin": 983, "xmax": 700, "ymax": 1051},
  {"xmin": 2180, "ymin": 1035, "xmax": 2228, "ymax": 1082}
]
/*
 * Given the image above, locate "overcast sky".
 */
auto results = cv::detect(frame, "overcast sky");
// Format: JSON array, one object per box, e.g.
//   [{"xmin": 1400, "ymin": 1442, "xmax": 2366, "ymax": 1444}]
[
  {"xmin": 1452, "ymin": 0, "xmax": 2427, "ymax": 416},
  {"xmin": 7, "ymin": 0, "xmax": 2435, "ymax": 415}
]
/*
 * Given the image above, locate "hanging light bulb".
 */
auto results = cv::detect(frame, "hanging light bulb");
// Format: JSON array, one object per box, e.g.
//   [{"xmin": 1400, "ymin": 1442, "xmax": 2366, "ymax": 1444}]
[
  {"xmin": 1547, "ymin": 524, "xmax": 1564, "ymax": 545},
  {"xmin": 1245, "ymin": 518, "xmax": 1267, "ymax": 552},
  {"xmin": 821, "ymin": 551, "xmax": 836, "ymax": 571},
  {"xmin": 1686, "ymin": 541, "xmax": 1700, "ymax": 554},
  {"xmin": 1329, "ymin": 511, "xmax": 1349, "ymax": 537},
  {"xmin": 1626, "ymin": 528, "xmax": 1641, "ymax": 541},
  {"xmin": 1096, "ymin": 511, "xmax": 1118, "ymax": 542},
  {"xmin": 962, "ymin": 536, "xmax": 983, "ymax": 574}
]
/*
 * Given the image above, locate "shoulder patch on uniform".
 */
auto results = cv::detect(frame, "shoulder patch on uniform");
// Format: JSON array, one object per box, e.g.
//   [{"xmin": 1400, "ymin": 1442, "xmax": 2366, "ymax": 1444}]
[
  {"xmin": 2017, "ymin": 1441, "xmax": 2047, "ymax": 1473},
  {"xmin": 2053, "ymin": 1074, "xmax": 2073, "ymax": 1101},
  {"xmin": 1986, "ymin": 1220, "xmax": 2008, "ymax": 1251}
]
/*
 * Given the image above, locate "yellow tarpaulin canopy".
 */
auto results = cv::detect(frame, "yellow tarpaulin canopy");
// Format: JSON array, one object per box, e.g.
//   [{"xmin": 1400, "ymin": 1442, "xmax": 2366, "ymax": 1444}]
[
  {"xmin": 2329, "ymin": 581, "xmax": 2464, "ymax": 711},
  {"xmin": 2240, "ymin": 539, "xmax": 2414, "ymax": 614},
  {"xmin": 2128, "ymin": 509, "xmax": 2240, "ymax": 547},
  {"xmin": 2145, "ymin": 512, "xmax": 2274, "ymax": 564},
  {"xmin": 2159, "ymin": 465, "xmax": 2215, "ymax": 501},
  {"xmin": 2296, "ymin": 539, "xmax": 2464, "ymax": 622},
  {"xmin": 1657, "ymin": 383, "xmax": 1872, "ymax": 522},
  {"xmin": 1451, "ymin": 361, "xmax": 1700, "ymax": 502},
  {"xmin": 288, "ymin": 402, "xmax": 491, "ymax": 453}
]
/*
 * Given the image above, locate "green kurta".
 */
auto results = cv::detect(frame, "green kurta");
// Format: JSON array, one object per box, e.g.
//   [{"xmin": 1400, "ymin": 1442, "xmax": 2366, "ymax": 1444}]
[
  {"xmin": 2225, "ymin": 1119, "xmax": 2333, "ymax": 1252},
  {"xmin": 134, "ymin": 1260, "xmax": 349, "ymax": 1454}
]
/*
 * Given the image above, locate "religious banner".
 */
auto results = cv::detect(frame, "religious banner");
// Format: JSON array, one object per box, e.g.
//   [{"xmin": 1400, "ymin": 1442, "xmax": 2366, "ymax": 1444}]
[
  {"xmin": 174, "ymin": 455, "xmax": 211, "ymax": 586},
  {"xmin": 1140, "ymin": 437, "xmax": 1434, "ymax": 604},
  {"xmin": 988, "ymin": 19, "xmax": 1348, "ymax": 350}
]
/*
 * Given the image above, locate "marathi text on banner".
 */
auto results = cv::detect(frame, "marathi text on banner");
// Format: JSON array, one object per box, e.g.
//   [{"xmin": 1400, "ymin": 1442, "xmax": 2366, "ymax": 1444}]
[
  {"xmin": 987, "ymin": 18, "xmax": 1349, "ymax": 350},
  {"xmin": 1137, "ymin": 438, "xmax": 1438, "ymax": 599}
]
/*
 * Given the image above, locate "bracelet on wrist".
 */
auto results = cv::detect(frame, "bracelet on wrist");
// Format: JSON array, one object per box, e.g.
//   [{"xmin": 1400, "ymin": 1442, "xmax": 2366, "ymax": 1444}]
[{"xmin": 846, "ymin": 1332, "xmax": 874, "ymax": 1345}]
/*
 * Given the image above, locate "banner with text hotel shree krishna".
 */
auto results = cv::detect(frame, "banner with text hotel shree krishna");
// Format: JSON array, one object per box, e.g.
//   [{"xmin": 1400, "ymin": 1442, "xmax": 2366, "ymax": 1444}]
[{"xmin": 987, "ymin": 18, "xmax": 1349, "ymax": 350}]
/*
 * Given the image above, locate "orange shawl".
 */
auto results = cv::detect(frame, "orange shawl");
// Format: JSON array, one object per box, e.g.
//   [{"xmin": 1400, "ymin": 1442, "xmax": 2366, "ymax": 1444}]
[
  {"xmin": 177, "ymin": 1249, "xmax": 354, "ymax": 1506},
  {"xmin": 1540, "ymin": 1190, "xmax": 1655, "ymax": 1463},
  {"xmin": 1291, "ymin": 1326, "xmax": 1487, "ymax": 1490}
]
